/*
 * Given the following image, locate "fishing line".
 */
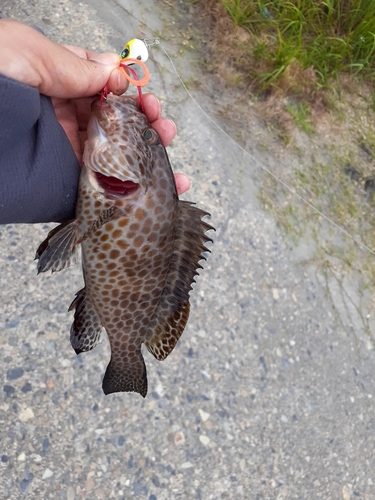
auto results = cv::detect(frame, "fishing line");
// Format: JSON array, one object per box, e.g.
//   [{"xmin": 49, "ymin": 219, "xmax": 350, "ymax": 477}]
[
  {"xmin": 115, "ymin": 33, "xmax": 375, "ymax": 258},
  {"xmin": 152, "ymin": 40, "xmax": 375, "ymax": 259}
]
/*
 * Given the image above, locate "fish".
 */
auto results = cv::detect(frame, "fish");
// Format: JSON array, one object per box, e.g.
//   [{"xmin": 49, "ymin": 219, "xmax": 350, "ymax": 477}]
[{"xmin": 35, "ymin": 95, "xmax": 214, "ymax": 397}]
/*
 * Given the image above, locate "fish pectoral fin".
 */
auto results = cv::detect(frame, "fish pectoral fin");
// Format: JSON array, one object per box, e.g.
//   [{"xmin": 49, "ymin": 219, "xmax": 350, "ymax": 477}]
[
  {"xmin": 68, "ymin": 288, "xmax": 103, "ymax": 354},
  {"xmin": 145, "ymin": 200, "xmax": 214, "ymax": 361},
  {"xmin": 35, "ymin": 219, "xmax": 80, "ymax": 274},
  {"xmin": 80, "ymin": 206, "xmax": 119, "ymax": 240},
  {"xmin": 102, "ymin": 352, "xmax": 148, "ymax": 397}
]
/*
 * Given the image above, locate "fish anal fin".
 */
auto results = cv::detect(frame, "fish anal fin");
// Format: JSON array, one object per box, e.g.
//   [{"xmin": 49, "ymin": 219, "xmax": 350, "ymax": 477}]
[
  {"xmin": 68, "ymin": 288, "xmax": 103, "ymax": 354},
  {"xmin": 145, "ymin": 301, "xmax": 190, "ymax": 361},
  {"xmin": 35, "ymin": 219, "xmax": 80, "ymax": 274},
  {"xmin": 102, "ymin": 352, "xmax": 148, "ymax": 397},
  {"xmin": 146, "ymin": 200, "xmax": 214, "ymax": 360}
]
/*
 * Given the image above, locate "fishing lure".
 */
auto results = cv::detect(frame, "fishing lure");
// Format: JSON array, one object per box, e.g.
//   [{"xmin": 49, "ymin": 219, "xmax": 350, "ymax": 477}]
[{"xmin": 100, "ymin": 38, "xmax": 153, "ymax": 110}]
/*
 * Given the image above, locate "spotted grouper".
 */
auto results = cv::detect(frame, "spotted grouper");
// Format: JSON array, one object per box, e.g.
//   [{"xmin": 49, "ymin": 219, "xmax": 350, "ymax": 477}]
[{"xmin": 36, "ymin": 95, "xmax": 214, "ymax": 397}]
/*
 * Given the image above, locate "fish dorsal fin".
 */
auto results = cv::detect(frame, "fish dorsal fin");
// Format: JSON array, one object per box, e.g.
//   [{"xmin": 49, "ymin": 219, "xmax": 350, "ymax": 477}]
[
  {"xmin": 68, "ymin": 288, "xmax": 103, "ymax": 354},
  {"xmin": 145, "ymin": 201, "xmax": 214, "ymax": 361},
  {"xmin": 35, "ymin": 219, "xmax": 80, "ymax": 274}
]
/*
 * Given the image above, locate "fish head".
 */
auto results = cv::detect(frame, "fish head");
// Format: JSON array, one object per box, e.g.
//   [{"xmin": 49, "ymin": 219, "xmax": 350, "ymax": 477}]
[{"xmin": 82, "ymin": 95, "xmax": 160, "ymax": 198}]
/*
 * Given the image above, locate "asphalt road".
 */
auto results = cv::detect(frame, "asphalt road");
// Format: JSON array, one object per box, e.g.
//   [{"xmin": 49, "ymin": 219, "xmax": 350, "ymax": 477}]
[{"xmin": 1, "ymin": 1, "xmax": 375, "ymax": 499}]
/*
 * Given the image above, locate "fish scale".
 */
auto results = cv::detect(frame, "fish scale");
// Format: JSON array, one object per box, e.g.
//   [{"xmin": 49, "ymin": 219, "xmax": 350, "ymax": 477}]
[{"xmin": 36, "ymin": 95, "xmax": 214, "ymax": 397}]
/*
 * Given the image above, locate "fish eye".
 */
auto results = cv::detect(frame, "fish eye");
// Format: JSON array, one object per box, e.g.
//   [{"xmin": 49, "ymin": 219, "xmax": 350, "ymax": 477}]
[{"xmin": 142, "ymin": 128, "xmax": 157, "ymax": 143}]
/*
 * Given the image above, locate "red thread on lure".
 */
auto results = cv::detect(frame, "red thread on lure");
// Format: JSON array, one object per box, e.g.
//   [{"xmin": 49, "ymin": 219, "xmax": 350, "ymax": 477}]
[
  {"xmin": 120, "ymin": 63, "xmax": 144, "ymax": 113},
  {"xmin": 100, "ymin": 84, "xmax": 109, "ymax": 108}
]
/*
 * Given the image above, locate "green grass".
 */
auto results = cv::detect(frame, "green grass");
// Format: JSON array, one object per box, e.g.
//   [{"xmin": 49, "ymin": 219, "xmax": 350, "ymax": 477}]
[
  {"xmin": 220, "ymin": 0, "xmax": 375, "ymax": 90},
  {"xmin": 285, "ymin": 102, "xmax": 315, "ymax": 133}
]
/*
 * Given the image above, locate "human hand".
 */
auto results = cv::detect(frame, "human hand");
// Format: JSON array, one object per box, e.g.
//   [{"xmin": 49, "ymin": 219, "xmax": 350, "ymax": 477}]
[
  {"xmin": 0, "ymin": 19, "xmax": 129, "ymax": 97},
  {"xmin": 0, "ymin": 19, "xmax": 190, "ymax": 195}
]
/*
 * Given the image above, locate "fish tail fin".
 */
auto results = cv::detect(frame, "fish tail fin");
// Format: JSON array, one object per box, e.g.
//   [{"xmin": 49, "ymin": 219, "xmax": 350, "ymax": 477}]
[{"xmin": 102, "ymin": 351, "xmax": 148, "ymax": 397}]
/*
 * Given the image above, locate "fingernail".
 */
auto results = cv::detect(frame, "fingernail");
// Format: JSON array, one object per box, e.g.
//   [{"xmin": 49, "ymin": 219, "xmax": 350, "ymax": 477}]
[
  {"xmin": 90, "ymin": 52, "xmax": 120, "ymax": 66},
  {"xmin": 155, "ymin": 96, "xmax": 162, "ymax": 119},
  {"xmin": 117, "ymin": 67, "xmax": 130, "ymax": 94},
  {"xmin": 170, "ymin": 119, "xmax": 177, "ymax": 137}
]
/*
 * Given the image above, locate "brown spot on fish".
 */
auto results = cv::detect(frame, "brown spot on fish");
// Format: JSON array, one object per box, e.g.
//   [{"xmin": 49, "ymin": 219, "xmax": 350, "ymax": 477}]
[
  {"xmin": 135, "ymin": 208, "xmax": 146, "ymax": 220},
  {"xmin": 129, "ymin": 222, "xmax": 140, "ymax": 232},
  {"xmin": 109, "ymin": 249, "xmax": 120, "ymax": 259},
  {"xmin": 116, "ymin": 240, "xmax": 129, "ymax": 250},
  {"xmin": 147, "ymin": 232, "xmax": 158, "ymax": 243},
  {"xmin": 133, "ymin": 235, "xmax": 144, "ymax": 247},
  {"xmin": 145, "ymin": 197, "xmax": 154, "ymax": 209},
  {"xmin": 112, "ymin": 229, "xmax": 122, "ymax": 239},
  {"xmin": 118, "ymin": 219, "xmax": 129, "ymax": 228}
]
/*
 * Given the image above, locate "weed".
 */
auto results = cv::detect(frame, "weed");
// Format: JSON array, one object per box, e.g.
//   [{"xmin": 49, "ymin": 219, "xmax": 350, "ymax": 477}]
[
  {"xmin": 182, "ymin": 76, "xmax": 201, "ymax": 90},
  {"xmin": 285, "ymin": 102, "xmax": 315, "ymax": 133}
]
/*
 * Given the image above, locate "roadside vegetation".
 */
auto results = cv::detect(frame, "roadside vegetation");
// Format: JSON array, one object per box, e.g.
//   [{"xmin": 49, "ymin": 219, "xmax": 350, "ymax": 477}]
[
  {"xmin": 188, "ymin": 0, "xmax": 375, "ymax": 335},
  {"xmin": 219, "ymin": 0, "xmax": 375, "ymax": 92}
]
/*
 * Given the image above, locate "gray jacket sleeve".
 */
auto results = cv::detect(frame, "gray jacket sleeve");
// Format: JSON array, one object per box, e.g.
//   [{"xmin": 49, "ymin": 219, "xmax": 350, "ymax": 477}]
[{"xmin": 0, "ymin": 73, "xmax": 80, "ymax": 224}]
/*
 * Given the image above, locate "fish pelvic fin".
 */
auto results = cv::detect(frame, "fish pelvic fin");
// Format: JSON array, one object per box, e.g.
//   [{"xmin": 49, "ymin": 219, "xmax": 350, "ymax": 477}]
[
  {"xmin": 35, "ymin": 219, "xmax": 80, "ymax": 274},
  {"xmin": 102, "ymin": 351, "xmax": 148, "ymax": 397},
  {"xmin": 68, "ymin": 288, "xmax": 103, "ymax": 354},
  {"xmin": 145, "ymin": 200, "xmax": 214, "ymax": 361}
]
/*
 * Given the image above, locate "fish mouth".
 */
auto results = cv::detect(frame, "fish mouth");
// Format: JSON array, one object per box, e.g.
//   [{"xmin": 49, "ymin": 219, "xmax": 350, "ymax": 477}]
[{"xmin": 95, "ymin": 172, "xmax": 140, "ymax": 196}]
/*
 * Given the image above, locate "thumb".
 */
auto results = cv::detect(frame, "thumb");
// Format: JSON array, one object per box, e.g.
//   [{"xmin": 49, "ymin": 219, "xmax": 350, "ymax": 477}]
[
  {"xmin": 87, "ymin": 52, "xmax": 129, "ymax": 96},
  {"xmin": 0, "ymin": 20, "xmax": 122, "ymax": 99},
  {"xmin": 45, "ymin": 50, "xmax": 121, "ymax": 98},
  {"xmin": 88, "ymin": 52, "xmax": 120, "ymax": 66}
]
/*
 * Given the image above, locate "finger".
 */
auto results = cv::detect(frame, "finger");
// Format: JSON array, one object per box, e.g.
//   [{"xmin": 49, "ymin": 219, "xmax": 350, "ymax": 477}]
[
  {"xmin": 64, "ymin": 45, "xmax": 127, "ymax": 97},
  {"xmin": 142, "ymin": 93, "xmax": 162, "ymax": 123},
  {"xmin": 127, "ymin": 93, "xmax": 175, "ymax": 145},
  {"xmin": 0, "ymin": 21, "xmax": 119, "ymax": 98},
  {"xmin": 52, "ymin": 97, "xmax": 82, "ymax": 163},
  {"xmin": 79, "ymin": 131, "xmax": 88, "ymax": 155},
  {"xmin": 152, "ymin": 118, "xmax": 177, "ymax": 147},
  {"xmin": 74, "ymin": 97, "xmax": 97, "ymax": 131},
  {"xmin": 63, "ymin": 45, "xmax": 89, "ymax": 59},
  {"xmin": 107, "ymin": 67, "xmax": 129, "ymax": 95},
  {"xmin": 44, "ymin": 46, "xmax": 121, "ymax": 97},
  {"xmin": 174, "ymin": 174, "xmax": 191, "ymax": 195}
]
